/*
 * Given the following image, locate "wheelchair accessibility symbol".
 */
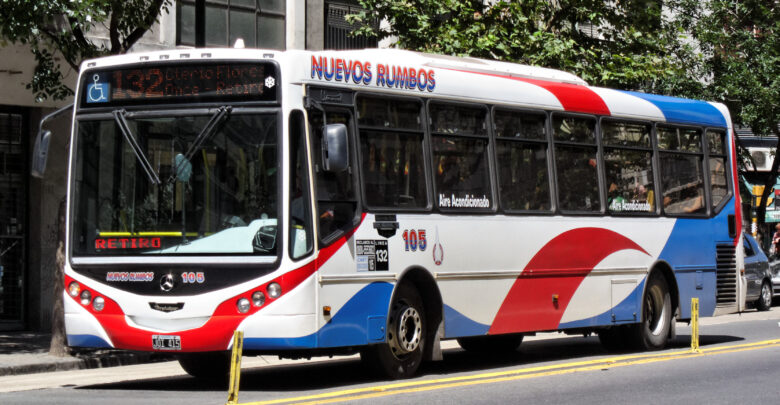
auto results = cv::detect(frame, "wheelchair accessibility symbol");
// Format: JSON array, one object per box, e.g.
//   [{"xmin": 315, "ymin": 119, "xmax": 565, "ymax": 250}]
[{"xmin": 86, "ymin": 74, "xmax": 109, "ymax": 103}]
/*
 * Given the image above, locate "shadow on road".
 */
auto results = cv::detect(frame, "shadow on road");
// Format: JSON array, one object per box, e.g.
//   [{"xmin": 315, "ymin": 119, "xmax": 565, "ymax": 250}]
[{"xmin": 76, "ymin": 332, "xmax": 745, "ymax": 393}]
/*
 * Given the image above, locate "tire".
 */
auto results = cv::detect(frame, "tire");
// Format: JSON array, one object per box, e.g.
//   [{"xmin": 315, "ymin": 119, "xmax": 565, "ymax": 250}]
[
  {"xmin": 361, "ymin": 283, "xmax": 425, "ymax": 379},
  {"xmin": 597, "ymin": 326, "xmax": 628, "ymax": 352},
  {"xmin": 629, "ymin": 274, "xmax": 672, "ymax": 350},
  {"xmin": 177, "ymin": 351, "xmax": 231, "ymax": 380},
  {"xmin": 457, "ymin": 334, "xmax": 523, "ymax": 353},
  {"xmin": 755, "ymin": 281, "xmax": 773, "ymax": 312}
]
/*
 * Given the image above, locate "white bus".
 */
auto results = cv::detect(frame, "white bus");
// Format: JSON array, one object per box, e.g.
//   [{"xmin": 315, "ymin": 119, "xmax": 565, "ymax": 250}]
[{"xmin": 56, "ymin": 48, "xmax": 742, "ymax": 379}]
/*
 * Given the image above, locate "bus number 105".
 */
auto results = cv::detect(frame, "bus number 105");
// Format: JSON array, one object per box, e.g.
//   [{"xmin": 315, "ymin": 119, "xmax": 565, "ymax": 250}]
[{"xmin": 402, "ymin": 229, "xmax": 427, "ymax": 252}]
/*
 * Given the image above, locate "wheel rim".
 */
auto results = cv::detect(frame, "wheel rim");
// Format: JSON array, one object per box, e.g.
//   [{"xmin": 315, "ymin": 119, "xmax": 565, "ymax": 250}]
[
  {"xmin": 645, "ymin": 284, "xmax": 667, "ymax": 336},
  {"xmin": 389, "ymin": 303, "xmax": 422, "ymax": 356},
  {"xmin": 762, "ymin": 283, "xmax": 772, "ymax": 306}
]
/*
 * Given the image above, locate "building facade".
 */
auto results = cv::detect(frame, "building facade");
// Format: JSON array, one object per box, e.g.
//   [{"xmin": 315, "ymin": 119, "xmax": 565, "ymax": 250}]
[{"xmin": 0, "ymin": 0, "xmax": 376, "ymax": 332}]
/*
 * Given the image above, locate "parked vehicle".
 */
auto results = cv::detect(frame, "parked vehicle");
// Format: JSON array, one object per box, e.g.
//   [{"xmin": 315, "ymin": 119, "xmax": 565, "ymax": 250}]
[{"xmin": 744, "ymin": 234, "xmax": 773, "ymax": 311}]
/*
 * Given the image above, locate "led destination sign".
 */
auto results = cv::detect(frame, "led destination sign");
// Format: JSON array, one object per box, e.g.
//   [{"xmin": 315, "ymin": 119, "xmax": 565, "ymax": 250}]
[{"xmin": 82, "ymin": 62, "xmax": 278, "ymax": 107}]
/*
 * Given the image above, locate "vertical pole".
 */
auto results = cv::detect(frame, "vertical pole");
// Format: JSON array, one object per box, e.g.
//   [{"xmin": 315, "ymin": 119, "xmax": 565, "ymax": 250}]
[
  {"xmin": 226, "ymin": 330, "xmax": 244, "ymax": 405},
  {"xmin": 691, "ymin": 298, "xmax": 701, "ymax": 353},
  {"xmin": 195, "ymin": 0, "xmax": 205, "ymax": 47}
]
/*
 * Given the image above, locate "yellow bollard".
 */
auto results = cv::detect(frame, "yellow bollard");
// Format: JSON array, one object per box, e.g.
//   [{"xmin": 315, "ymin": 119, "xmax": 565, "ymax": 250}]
[
  {"xmin": 691, "ymin": 298, "xmax": 701, "ymax": 353},
  {"xmin": 227, "ymin": 330, "xmax": 244, "ymax": 405}
]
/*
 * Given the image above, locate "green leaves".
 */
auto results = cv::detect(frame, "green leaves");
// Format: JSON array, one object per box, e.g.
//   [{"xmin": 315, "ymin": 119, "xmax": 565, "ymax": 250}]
[
  {"xmin": 350, "ymin": 0, "xmax": 696, "ymax": 92},
  {"xmin": 0, "ymin": 0, "xmax": 172, "ymax": 102}
]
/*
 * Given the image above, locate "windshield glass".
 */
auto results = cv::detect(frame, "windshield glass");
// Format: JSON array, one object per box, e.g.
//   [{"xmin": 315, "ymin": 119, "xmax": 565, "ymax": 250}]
[{"xmin": 71, "ymin": 112, "xmax": 279, "ymax": 256}]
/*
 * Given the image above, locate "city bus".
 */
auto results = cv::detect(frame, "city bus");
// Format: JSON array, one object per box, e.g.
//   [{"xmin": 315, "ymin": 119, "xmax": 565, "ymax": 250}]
[{"xmin": 56, "ymin": 48, "xmax": 743, "ymax": 379}]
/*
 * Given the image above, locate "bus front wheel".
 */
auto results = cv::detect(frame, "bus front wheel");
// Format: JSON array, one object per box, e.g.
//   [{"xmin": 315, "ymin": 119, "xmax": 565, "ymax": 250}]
[
  {"xmin": 630, "ymin": 274, "xmax": 672, "ymax": 350},
  {"xmin": 361, "ymin": 283, "xmax": 425, "ymax": 379}
]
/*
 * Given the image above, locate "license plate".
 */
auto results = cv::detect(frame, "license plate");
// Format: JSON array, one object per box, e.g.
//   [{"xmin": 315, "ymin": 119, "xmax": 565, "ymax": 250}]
[{"xmin": 152, "ymin": 335, "xmax": 181, "ymax": 351}]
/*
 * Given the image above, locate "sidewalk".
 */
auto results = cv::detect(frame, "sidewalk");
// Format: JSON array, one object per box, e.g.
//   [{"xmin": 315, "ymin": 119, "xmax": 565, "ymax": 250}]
[{"xmin": 0, "ymin": 332, "xmax": 170, "ymax": 377}]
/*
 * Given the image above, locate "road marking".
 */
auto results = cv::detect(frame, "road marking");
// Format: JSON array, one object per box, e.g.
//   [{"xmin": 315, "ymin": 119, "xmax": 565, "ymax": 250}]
[{"xmin": 238, "ymin": 339, "xmax": 780, "ymax": 405}]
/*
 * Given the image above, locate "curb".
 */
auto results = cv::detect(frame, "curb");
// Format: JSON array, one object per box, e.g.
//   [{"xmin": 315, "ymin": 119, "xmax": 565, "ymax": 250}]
[{"xmin": 0, "ymin": 351, "xmax": 173, "ymax": 377}]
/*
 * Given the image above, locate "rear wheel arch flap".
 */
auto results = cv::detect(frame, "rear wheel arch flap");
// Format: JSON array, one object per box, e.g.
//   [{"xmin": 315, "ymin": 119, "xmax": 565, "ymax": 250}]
[{"xmin": 395, "ymin": 267, "xmax": 444, "ymax": 362}]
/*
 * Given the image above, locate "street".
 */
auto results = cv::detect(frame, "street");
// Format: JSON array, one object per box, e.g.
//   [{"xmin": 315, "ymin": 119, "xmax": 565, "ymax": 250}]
[{"xmin": 2, "ymin": 307, "xmax": 780, "ymax": 404}]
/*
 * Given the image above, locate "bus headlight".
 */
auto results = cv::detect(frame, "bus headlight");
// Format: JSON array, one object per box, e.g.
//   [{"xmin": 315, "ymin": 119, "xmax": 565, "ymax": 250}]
[
  {"xmin": 92, "ymin": 296, "xmax": 105, "ymax": 312},
  {"xmin": 68, "ymin": 282, "xmax": 81, "ymax": 297},
  {"xmin": 237, "ymin": 298, "xmax": 251, "ymax": 313},
  {"xmin": 252, "ymin": 291, "xmax": 266, "ymax": 307},
  {"xmin": 80, "ymin": 290, "xmax": 92, "ymax": 306},
  {"xmin": 267, "ymin": 282, "xmax": 281, "ymax": 299}
]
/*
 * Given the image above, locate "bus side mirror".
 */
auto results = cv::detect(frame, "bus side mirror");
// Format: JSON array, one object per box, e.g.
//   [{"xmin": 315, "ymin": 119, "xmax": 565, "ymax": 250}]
[
  {"xmin": 31, "ymin": 129, "xmax": 52, "ymax": 178},
  {"xmin": 322, "ymin": 123, "xmax": 349, "ymax": 173}
]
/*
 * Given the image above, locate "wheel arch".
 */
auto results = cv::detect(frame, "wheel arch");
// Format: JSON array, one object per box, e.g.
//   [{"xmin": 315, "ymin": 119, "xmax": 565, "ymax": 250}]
[
  {"xmin": 647, "ymin": 260, "xmax": 679, "ymax": 320},
  {"xmin": 394, "ymin": 266, "xmax": 443, "ymax": 362}
]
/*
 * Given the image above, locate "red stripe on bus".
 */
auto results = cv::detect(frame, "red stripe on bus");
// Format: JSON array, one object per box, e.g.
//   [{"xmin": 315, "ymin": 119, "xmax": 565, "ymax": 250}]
[
  {"xmin": 440, "ymin": 68, "xmax": 611, "ymax": 116},
  {"xmin": 488, "ymin": 228, "xmax": 648, "ymax": 334}
]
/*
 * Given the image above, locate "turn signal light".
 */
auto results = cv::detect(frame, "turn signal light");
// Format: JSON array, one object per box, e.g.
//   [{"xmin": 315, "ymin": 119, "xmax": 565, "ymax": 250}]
[
  {"xmin": 80, "ymin": 290, "xmax": 92, "ymax": 306},
  {"xmin": 68, "ymin": 282, "xmax": 80, "ymax": 297}
]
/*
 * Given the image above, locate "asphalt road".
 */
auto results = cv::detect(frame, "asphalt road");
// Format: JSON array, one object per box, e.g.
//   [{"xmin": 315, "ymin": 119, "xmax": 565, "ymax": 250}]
[{"xmin": 2, "ymin": 308, "xmax": 780, "ymax": 405}]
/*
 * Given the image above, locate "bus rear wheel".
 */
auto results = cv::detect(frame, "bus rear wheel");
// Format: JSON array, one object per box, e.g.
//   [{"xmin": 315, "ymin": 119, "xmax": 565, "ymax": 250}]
[
  {"xmin": 457, "ymin": 334, "xmax": 523, "ymax": 353},
  {"xmin": 361, "ymin": 283, "xmax": 425, "ymax": 379},
  {"xmin": 177, "ymin": 351, "xmax": 231, "ymax": 381},
  {"xmin": 630, "ymin": 274, "xmax": 672, "ymax": 350}
]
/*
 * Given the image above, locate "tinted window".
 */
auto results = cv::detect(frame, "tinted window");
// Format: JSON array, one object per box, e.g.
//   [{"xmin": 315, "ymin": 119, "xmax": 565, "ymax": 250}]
[
  {"xmin": 707, "ymin": 130, "xmax": 728, "ymax": 209},
  {"xmin": 553, "ymin": 115, "xmax": 599, "ymax": 212},
  {"xmin": 494, "ymin": 110, "xmax": 551, "ymax": 211},
  {"xmin": 602, "ymin": 121, "xmax": 655, "ymax": 214},
  {"xmin": 552, "ymin": 115, "xmax": 596, "ymax": 143},
  {"xmin": 430, "ymin": 103, "xmax": 491, "ymax": 210},
  {"xmin": 357, "ymin": 97, "xmax": 422, "ymax": 130},
  {"xmin": 357, "ymin": 96, "xmax": 427, "ymax": 209}
]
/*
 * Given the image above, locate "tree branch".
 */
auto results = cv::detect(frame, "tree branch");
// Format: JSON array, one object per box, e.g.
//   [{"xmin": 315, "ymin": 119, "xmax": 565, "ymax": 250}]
[
  {"xmin": 109, "ymin": 1, "xmax": 122, "ymax": 53},
  {"xmin": 123, "ymin": 0, "xmax": 167, "ymax": 52},
  {"xmin": 37, "ymin": 27, "xmax": 80, "ymax": 70}
]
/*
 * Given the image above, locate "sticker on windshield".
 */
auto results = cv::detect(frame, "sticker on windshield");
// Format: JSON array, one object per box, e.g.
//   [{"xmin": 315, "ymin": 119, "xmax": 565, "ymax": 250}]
[{"xmin": 356, "ymin": 240, "xmax": 389, "ymax": 272}]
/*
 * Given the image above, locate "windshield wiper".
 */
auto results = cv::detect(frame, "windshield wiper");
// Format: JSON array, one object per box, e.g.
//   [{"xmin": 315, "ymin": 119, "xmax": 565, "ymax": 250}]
[
  {"xmin": 113, "ymin": 109, "xmax": 161, "ymax": 185},
  {"xmin": 171, "ymin": 106, "xmax": 231, "ymax": 182}
]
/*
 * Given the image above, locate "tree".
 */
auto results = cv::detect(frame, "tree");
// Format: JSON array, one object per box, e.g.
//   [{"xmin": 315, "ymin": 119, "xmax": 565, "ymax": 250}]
[
  {"xmin": 0, "ymin": 0, "xmax": 172, "ymax": 102},
  {"xmin": 671, "ymin": 0, "xmax": 780, "ymax": 229},
  {"xmin": 0, "ymin": 0, "xmax": 172, "ymax": 355},
  {"xmin": 348, "ymin": 0, "xmax": 701, "ymax": 92}
]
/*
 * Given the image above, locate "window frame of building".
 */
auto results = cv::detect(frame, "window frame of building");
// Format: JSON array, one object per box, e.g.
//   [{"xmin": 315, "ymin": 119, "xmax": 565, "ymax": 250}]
[{"xmin": 177, "ymin": 0, "xmax": 286, "ymax": 49}]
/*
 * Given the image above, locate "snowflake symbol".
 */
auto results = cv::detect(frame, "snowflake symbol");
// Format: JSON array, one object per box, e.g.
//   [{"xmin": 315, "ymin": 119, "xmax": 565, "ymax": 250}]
[{"xmin": 264, "ymin": 76, "xmax": 276, "ymax": 88}]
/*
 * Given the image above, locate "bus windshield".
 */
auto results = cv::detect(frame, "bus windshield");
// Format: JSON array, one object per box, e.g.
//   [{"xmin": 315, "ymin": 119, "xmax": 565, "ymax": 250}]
[{"xmin": 71, "ymin": 111, "xmax": 279, "ymax": 256}]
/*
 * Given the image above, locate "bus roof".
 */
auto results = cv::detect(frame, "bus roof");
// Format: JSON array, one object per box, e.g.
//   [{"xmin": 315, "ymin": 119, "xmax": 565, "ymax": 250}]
[{"xmin": 79, "ymin": 47, "xmax": 730, "ymax": 128}]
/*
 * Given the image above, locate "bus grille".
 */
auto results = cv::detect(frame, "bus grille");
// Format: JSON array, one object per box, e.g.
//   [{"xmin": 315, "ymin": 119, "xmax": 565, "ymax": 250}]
[{"xmin": 716, "ymin": 244, "xmax": 737, "ymax": 306}]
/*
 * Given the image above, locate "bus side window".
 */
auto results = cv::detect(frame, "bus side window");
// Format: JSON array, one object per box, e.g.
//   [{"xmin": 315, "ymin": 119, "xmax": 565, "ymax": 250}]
[
  {"xmin": 657, "ymin": 125, "xmax": 706, "ymax": 215},
  {"xmin": 552, "ymin": 114, "xmax": 600, "ymax": 212},
  {"xmin": 707, "ymin": 129, "xmax": 728, "ymax": 211},
  {"xmin": 494, "ymin": 109, "xmax": 551, "ymax": 211},
  {"xmin": 356, "ymin": 96, "xmax": 427, "ymax": 209},
  {"xmin": 429, "ymin": 102, "xmax": 492, "ymax": 211},
  {"xmin": 602, "ymin": 120, "xmax": 655, "ymax": 214},
  {"xmin": 308, "ymin": 110, "xmax": 359, "ymax": 243}
]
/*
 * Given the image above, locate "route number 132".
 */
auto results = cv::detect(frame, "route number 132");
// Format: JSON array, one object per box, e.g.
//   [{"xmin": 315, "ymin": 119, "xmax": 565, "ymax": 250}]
[{"xmin": 402, "ymin": 229, "xmax": 427, "ymax": 252}]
